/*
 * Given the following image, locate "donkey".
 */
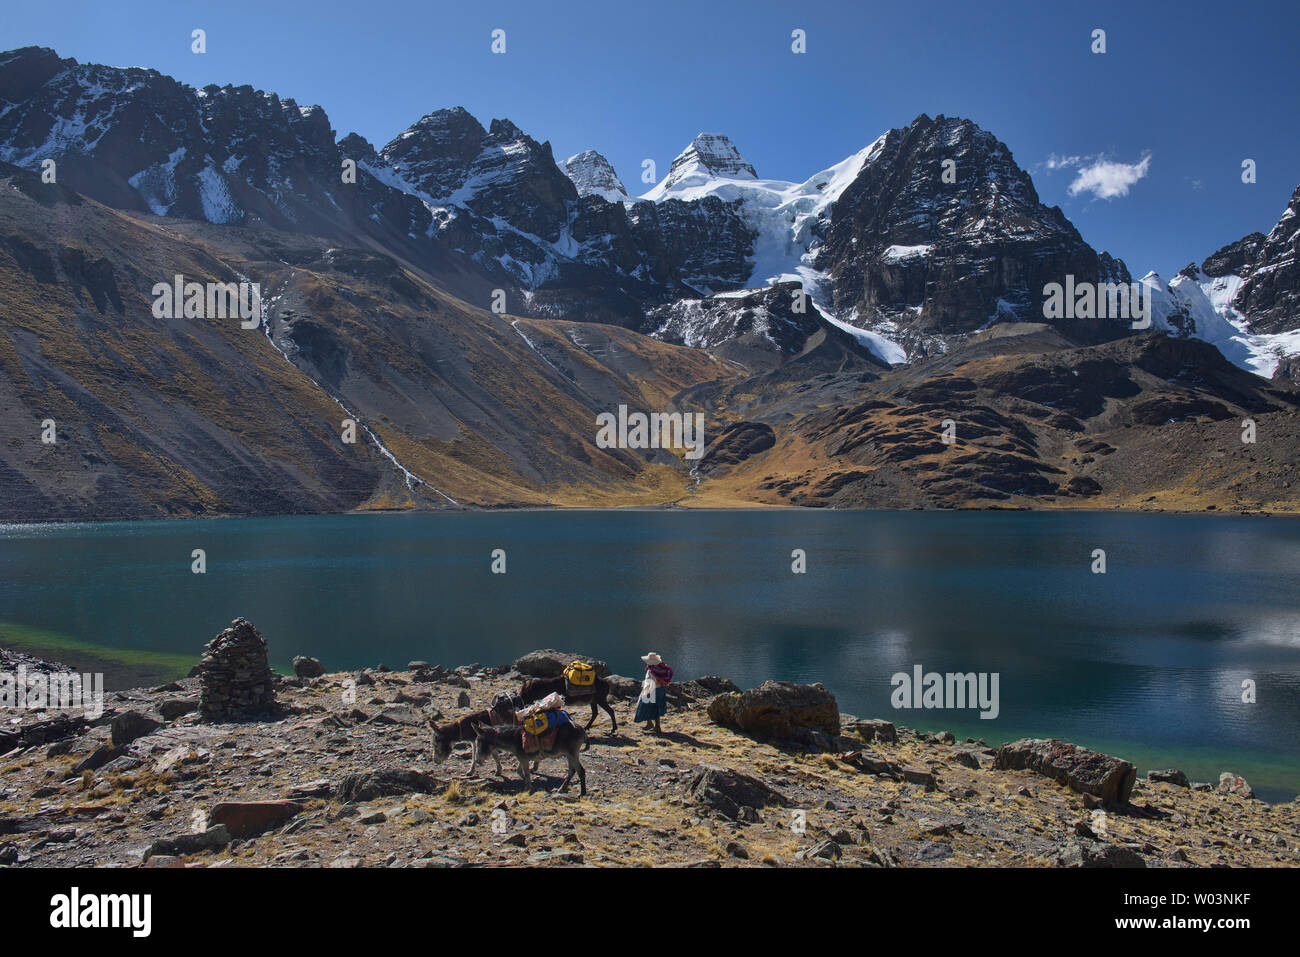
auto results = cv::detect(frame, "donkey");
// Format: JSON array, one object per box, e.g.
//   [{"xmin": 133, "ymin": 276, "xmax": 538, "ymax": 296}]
[
  {"xmin": 431, "ymin": 710, "xmax": 504, "ymax": 776},
  {"xmin": 521, "ymin": 676, "xmax": 618, "ymax": 735},
  {"xmin": 430, "ymin": 693, "xmax": 532, "ymax": 777},
  {"xmin": 472, "ymin": 720, "xmax": 588, "ymax": 796}
]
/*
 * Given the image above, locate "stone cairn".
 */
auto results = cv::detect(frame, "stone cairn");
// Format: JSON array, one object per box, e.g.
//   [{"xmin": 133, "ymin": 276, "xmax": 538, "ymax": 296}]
[{"xmin": 197, "ymin": 618, "xmax": 278, "ymax": 722}]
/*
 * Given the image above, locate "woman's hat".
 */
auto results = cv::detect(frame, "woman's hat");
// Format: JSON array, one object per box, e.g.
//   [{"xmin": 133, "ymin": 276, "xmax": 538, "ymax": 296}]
[{"xmin": 641, "ymin": 652, "xmax": 662, "ymax": 666}]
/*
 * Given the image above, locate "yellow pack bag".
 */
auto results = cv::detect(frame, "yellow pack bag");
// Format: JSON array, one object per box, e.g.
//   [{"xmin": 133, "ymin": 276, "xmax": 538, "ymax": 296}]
[
  {"xmin": 523, "ymin": 711, "xmax": 552, "ymax": 736},
  {"xmin": 564, "ymin": 661, "xmax": 596, "ymax": 687}
]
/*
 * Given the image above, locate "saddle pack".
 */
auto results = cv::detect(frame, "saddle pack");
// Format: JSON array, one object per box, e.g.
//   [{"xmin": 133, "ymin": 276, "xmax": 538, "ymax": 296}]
[
  {"xmin": 522, "ymin": 708, "xmax": 570, "ymax": 736},
  {"xmin": 521, "ymin": 708, "xmax": 570, "ymax": 752},
  {"xmin": 563, "ymin": 660, "xmax": 597, "ymax": 697}
]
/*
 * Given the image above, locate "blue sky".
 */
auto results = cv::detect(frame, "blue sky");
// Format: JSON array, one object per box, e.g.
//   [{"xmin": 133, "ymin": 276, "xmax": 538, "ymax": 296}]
[{"xmin": 3, "ymin": 0, "xmax": 1298, "ymax": 277}]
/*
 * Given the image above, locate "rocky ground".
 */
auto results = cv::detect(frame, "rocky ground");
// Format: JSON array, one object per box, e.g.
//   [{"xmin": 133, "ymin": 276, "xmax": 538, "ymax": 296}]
[{"xmin": 2, "ymin": 650, "xmax": 1297, "ymax": 869}]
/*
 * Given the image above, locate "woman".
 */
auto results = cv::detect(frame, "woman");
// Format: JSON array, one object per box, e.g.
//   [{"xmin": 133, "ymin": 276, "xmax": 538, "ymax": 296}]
[{"xmin": 634, "ymin": 652, "xmax": 673, "ymax": 733}]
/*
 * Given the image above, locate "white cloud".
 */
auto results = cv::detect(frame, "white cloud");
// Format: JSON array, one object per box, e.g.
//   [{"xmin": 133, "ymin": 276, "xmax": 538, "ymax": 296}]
[
  {"xmin": 1066, "ymin": 153, "xmax": 1152, "ymax": 200},
  {"xmin": 1043, "ymin": 153, "xmax": 1083, "ymax": 171}
]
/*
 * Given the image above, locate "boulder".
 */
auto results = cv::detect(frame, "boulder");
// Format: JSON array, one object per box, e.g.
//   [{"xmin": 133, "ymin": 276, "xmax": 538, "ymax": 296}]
[
  {"xmin": 208, "ymin": 801, "xmax": 302, "ymax": 838},
  {"xmin": 687, "ymin": 763, "xmax": 789, "ymax": 821},
  {"xmin": 604, "ymin": 675, "xmax": 641, "ymax": 699},
  {"xmin": 993, "ymin": 738, "xmax": 1136, "ymax": 805},
  {"xmin": 69, "ymin": 745, "xmax": 122, "ymax": 776},
  {"xmin": 0, "ymin": 714, "xmax": 88, "ymax": 752},
  {"xmin": 707, "ymin": 681, "xmax": 840, "ymax": 741},
  {"xmin": 1055, "ymin": 841, "xmax": 1146, "ymax": 868},
  {"xmin": 287, "ymin": 779, "xmax": 332, "ymax": 799},
  {"xmin": 1148, "ymin": 769, "xmax": 1190, "ymax": 788},
  {"xmin": 1217, "ymin": 772, "xmax": 1254, "ymax": 799},
  {"xmin": 666, "ymin": 676, "xmax": 741, "ymax": 706},
  {"xmin": 291, "ymin": 656, "xmax": 325, "ymax": 679},
  {"xmin": 336, "ymin": 770, "xmax": 439, "ymax": 803},
  {"xmin": 900, "ymin": 766, "xmax": 939, "ymax": 791},
  {"xmin": 951, "ymin": 746, "xmax": 990, "ymax": 770},
  {"xmin": 110, "ymin": 710, "xmax": 162, "ymax": 748},
  {"xmin": 512, "ymin": 650, "xmax": 610, "ymax": 678}
]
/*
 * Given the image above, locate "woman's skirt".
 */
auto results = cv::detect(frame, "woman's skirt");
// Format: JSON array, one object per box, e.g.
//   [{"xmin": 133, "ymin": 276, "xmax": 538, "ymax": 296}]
[{"xmin": 634, "ymin": 686, "xmax": 668, "ymax": 723}]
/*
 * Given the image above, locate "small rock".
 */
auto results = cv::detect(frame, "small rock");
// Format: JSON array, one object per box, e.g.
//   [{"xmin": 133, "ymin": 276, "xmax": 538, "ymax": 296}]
[
  {"xmin": 843, "ymin": 719, "xmax": 898, "ymax": 744},
  {"xmin": 287, "ymin": 779, "xmax": 332, "ymax": 799},
  {"xmin": 797, "ymin": 840, "xmax": 841, "ymax": 862},
  {"xmin": 158, "ymin": 699, "xmax": 198, "ymax": 721},
  {"xmin": 143, "ymin": 825, "xmax": 231, "ymax": 861},
  {"xmin": 916, "ymin": 841, "xmax": 954, "ymax": 862},
  {"xmin": 527, "ymin": 849, "xmax": 584, "ymax": 865}
]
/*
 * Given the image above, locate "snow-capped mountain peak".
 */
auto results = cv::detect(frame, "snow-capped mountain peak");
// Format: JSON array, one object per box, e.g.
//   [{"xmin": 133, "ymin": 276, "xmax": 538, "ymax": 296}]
[
  {"xmin": 560, "ymin": 150, "xmax": 628, "ymax": 202},
  {"xmin": 645, "ymin": 132, "xmax": 757, "ymax": 198}
]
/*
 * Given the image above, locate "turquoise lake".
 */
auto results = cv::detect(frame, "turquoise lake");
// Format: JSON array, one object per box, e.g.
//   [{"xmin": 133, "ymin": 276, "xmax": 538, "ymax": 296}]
[{"xmin": 2, "ymin": 510, "xmax": 1298, "ymax": 800}]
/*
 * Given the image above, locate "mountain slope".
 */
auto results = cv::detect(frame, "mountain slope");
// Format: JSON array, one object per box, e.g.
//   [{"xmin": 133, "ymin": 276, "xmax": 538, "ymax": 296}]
[
  {"xmin": 0, "ymin": 161, "xmax": 741, "ymax": 521},
  {"xmin": 687, "ymin": 326, "xmax": 1300, "ymax": 512}
]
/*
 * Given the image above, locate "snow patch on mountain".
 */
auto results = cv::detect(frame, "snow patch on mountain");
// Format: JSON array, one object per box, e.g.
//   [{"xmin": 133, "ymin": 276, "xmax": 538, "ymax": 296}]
[
  {"xmin": 882, "ymin": 244, "xmax": 933, "ymax": 263},
  {"xmin": 1140, "ymin": 269, "xmax": 1299, "ymax": 377},
  {"xmin": 197, "ymin": 164, "xmax": 241, "ymax": 224},
  {"xmin": 818, "ymin": 306, "xmax": 909, "ymax": 365},
  {"xmin": 127, "ymin": 147, "xmax": 187, "ymax": 216}
]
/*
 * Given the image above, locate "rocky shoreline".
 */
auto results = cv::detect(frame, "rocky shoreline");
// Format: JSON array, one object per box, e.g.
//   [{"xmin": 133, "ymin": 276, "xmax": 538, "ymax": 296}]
[{"xmin": 1, "ymin": 626, "xmax": 1296, "ymax": 869}]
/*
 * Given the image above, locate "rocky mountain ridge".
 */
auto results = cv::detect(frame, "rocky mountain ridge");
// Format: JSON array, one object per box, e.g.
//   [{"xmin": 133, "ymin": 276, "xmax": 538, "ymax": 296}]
[
  {"xmin": 1, "ymin": 46, "xmax": 1298, "ymax": 521},
  {"xmin": 4, "ymin": 46, "xmax": 1296, "ymax": 379}
]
